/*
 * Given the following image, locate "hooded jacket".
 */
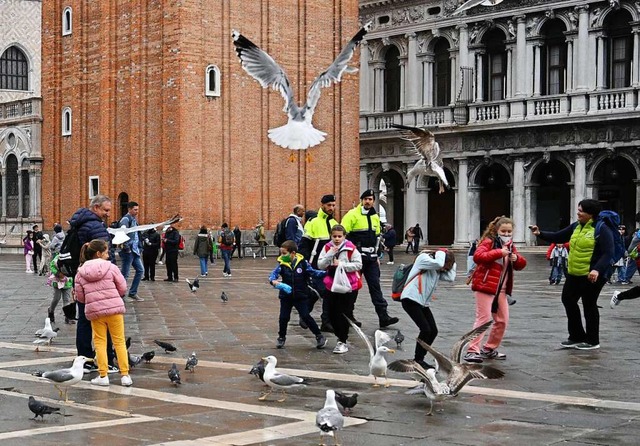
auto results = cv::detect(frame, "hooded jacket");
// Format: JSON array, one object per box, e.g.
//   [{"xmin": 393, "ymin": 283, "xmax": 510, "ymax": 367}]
[
  {"xmin": 74, "ymin": 258, "xmax": 127, "ymax": 321},
  {"xmin": 470, "ymin": 237, "xmax": 527, "ymax": 296},
  {"xmin": 400, "ymin": 250, "xmax": 457, "ymax": 307},
  {"xmin": 268, "ymin": 252, "xmax": 325, "ymax": 299},
  {"xmin": 49, "ymin": 231, "xmax": 65, "ymax": 255}
]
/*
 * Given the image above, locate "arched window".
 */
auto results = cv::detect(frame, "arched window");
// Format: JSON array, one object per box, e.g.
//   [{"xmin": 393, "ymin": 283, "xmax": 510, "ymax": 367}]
[
  {"xmin": 541, "ymin": 19, "xmax": 567, "ymax": 95},
  {"xmin": 21, "ymin": 160, "xmax": 29, "ymax": 218},
  {"xmin": 62, "ymin": 7, "xmax": 73, "ymax": 36},
  {"xmin": 384, "ymin": 46, "xmax": 401, "ymax": 112},
  {"xmin": 0, "ymin": 46, "xmax": 29, "ymax": 91},
  {"xmin": 482, "ymin": 29, "xmax": 507, "ymax": 101},
  {"xmin": 205, "ymin": 65, "xmax": 221, "ymax": 97},
  {"xmin": 6, "ymin": 154, "xmax": 19, "ymax": 218},
  {"xmin": 62, "ymin": 107, "xmax": 72, "ymax": 136},
  {"xmin": 433, "ymin": 39, "xmax": 451, "ymax": 106},
  {"xmin": 605, "ymin": 9, "xmax": 632, "ymax": 89}
]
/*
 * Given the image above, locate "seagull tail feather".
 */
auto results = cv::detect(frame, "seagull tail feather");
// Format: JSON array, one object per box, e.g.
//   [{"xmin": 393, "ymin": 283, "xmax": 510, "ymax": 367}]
[{"xmin": 268, "ymin": 122, "xmax": 326, "ymax": 151}]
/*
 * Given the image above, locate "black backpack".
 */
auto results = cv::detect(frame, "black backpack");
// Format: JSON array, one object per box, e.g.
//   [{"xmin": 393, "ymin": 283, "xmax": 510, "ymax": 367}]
[
  {"xmin": 56, "ymin": 225, "xmax": 82, "ymax": 278},
  {"xmin": 273, "ymin": 217, "xmax": 291, "ymax": 247},
  {"xmin": 221, "ymin": 229, "xmax": 234, "ymax": 246}
]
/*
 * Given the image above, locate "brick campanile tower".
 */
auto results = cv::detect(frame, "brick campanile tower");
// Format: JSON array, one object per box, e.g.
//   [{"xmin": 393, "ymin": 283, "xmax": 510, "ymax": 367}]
[{"xmin": 41, "ymin": 1, "xmax": 360, "ymax": 229}]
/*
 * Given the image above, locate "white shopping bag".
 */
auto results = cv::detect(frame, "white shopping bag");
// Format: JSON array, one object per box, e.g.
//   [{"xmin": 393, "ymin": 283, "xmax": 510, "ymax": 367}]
[{"xmin": 331, "ymin": 263, "xmax": 352, "ymax": 294}]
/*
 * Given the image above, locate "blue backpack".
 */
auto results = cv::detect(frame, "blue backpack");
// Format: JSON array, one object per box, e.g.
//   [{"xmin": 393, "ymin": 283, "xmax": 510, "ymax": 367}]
[{"xmin": 595, "ymin": 210, "xmax": 625, "ymax": 264}]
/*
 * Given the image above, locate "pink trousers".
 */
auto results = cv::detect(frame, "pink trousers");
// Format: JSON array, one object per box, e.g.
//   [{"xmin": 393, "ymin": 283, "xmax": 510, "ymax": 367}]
[{"xmin": 467, "ymin": 289, "xmax": 509, "ymax": 353}]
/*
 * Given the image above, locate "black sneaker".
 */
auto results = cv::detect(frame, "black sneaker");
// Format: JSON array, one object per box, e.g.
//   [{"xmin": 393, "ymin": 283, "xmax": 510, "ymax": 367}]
[
  {"xmin": 83, "ymin": 362, "xmax": 99, "ymax": 374},
  {"xmin": 560, "ymin": 339, "xmax": 582, "ymax": 349},
  {"xmin": 379, "ymin": 316, "xmax": 399, "ymax": 328},
  {"xmin": 316, "ymin": 335, "xmax": 328, "ymax": 349},
  {"xmin": 107, "ymin": 364, "xmax": 120, "ymax": 374},
  {"xmin": 276, "ymin": 337, "xmax": 286, "ymax": 349}
]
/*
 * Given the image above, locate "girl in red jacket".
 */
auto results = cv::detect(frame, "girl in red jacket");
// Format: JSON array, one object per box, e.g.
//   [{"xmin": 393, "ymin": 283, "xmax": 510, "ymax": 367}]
[{"xmin": 464, "ymin": 216, "xmax": 527, "ymax": 363}]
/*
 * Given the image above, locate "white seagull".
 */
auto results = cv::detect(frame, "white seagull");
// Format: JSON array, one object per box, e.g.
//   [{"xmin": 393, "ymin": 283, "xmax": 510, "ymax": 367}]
[
  {"xmin": 259, "ymin": 355, "xmax": 306, "ymax": 402},
  {"xmin": 452, "ymin": 0, "xmax": 505, "ymax": 16},
  {"xmin": 391, "ymin": 124, "xmax": 450, "ymax": 194},
  {"xmin": 232, "ymin": 21, "xmax": 372, "ymax": 158},
  {"xmin": 37, "ymin": 356, "xmax": 93, "ymax": 402},
  {"xmin": 316, "ymin": 389, "xmax": 344, "ymax": 446},
  {"xmin": 107, "ymin": 214, "xmax": 182, "ymax": 245},
  {"xmin": 346, "ymin": 317, "xmax": 395, "ymax": 387},
  {"xmin": 33, "ymin": 317, "xmax": 58, "ymax": 351}
]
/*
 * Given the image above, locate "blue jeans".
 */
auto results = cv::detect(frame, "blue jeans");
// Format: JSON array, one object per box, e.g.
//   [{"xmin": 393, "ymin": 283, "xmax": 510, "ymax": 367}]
[
  {"xmin": 620, "ymin": 258, "xmax": 637, "ymax": 282},
  {"xmin": 120, "ymin": 251, "xmax": 143, "ymax": 296},
  {"xmin": 199, "ymin": 256, "xmax": 208, "ymax": 275},
  {"xmin": 221, "ymin": 249, "xmax": 231, "ymax": 274},
  {"xmin": 278, "ymin": 297, "xmax": 321, "ymax": 338},
  {"xmin": 550, "ymin": 265, "xmax": 565, "ymax": 283}
]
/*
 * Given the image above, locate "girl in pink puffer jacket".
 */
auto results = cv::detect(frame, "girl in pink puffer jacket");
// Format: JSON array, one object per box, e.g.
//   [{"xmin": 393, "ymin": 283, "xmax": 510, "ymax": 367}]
[{"xmin": 74, "ymin": 239, "xmax": 132, "ymax": 387}]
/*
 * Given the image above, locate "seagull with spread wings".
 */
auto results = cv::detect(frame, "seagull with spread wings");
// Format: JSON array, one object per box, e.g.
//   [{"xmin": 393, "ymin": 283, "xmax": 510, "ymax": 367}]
[
  {"xmin": 346, "ymin": 317, "xmax": 395, "ymax": 387},
  {"xmin": 232, "ymin": 22, "xmax": 372, "ymax": 160},
  {"xmin": 391, "ymin": 124, "xmax": 449, "ymax": 194},
  {"xmin": 452, "ymin": 0, "xmax": 505, "ymax": 16},
  {"xmin": 107, "ymin": 214, "xmax": 182, "ymax": 245}
]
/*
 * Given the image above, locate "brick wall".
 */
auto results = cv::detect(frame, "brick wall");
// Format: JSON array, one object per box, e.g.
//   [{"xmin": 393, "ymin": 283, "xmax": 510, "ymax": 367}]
[{"xmin": 41, "ymin": 0, "xmax": 360, "ymax": 231}]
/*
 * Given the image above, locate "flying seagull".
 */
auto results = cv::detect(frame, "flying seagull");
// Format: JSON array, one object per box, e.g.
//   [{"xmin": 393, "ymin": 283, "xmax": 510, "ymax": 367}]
[
  {"xmin": 260, "ymin": 355, "xmax": 306, "ymax": 402},
  {"xmin": 185, "ymin": 352, "xmax": 198, "ymax": 372},
  {"xmin": 452, "ymin": 0, "xmax": 505, "ymax": 16},
  {"xmin": 141, "ymin": 351, "xmax": 155, "ymax": 363},
  {"xmin": 316, "ymin": 390, "xmax": 344, "ymax": 446},
  {"xmin": 345, "ymin": 317, "xmax": 395, "ymax": 387},
  {"xmin": 334, "ymin": 391, "xmax": 358, "ymax": 415},
  {"xmin": 220, "ymin": 291, "xmax": 229, "ymax": 303},
  {"xmin": 232, "ymin": 21, "xmax": 372, "ymax": 159},
  {"xmin": 28, "ymin": 396, "xmax": 61, "ymax": 420},
  {"xmin": 391, "ymin": 124, "xmax": 449, "ymax": 193},
  {"xmin": 168, "ymin": 363, "xmax": 182, "ymax": 385},
  {"xmin": 154, "ymin": 340, "xmax": 177, "ymax": 353},
  {"xmin": 108, "ymin": 214, "xmax": 182, "ymax": 245},
  {"xmin": 36, "ymin": 356, "xmax": 93, "ymax": 402},
  {"xmin": 186, "ymin": 278, "xmax": 199, "ymax": 293}
]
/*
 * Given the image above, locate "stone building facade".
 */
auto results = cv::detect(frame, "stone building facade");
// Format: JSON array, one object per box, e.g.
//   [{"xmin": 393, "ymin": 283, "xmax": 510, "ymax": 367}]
[
  {"xmin": 41, "ymin": 1, "xmax": 361, "ymax": 229},
  {"xmin": 359, "ymin": 0, "xmax": 640, "ymax": 246},
  {"xmin": 0, "ymin": 0, "xmax": 43, "ymax": 245}
]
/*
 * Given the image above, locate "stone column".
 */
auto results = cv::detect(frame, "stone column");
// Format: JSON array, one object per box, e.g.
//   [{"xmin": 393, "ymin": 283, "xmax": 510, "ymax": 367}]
[
  {"xmin": 30, "ymin": 163, "xmax": 42, "ymax": 219},
  {"xmin": 17, "ymin": 168, "xmax": 23, "ymax": 218},
  {"xmin": 399, "ymin": 58, "xmax": 407, "ymax": 110},
  {"xmin": 360, "ymin": 165, "xmax": 369, "ymax": 195},
  {"xmin": 406, "ymin": 33, "xmax": 419, "ymax": 109},
  {"xmin": 373, "ymin": 63, "xmax": 385, "ymax": 112},
  {"xmin": 575, "ymin": 6, "xmax": 590, "ymax": 90},
  {"xmin": 423, "ymin": 55, "xmax": 434, "ymax": 107},
  {"xmin": 634, "ymin": 179, "xmax": 640, "ymax": 217},
  {"xmin": 512, "ymin": 158, "xmax": 526, "ymax": 244},
  {"xmin": 360, "ymin": 41, "xmax": 371, "ymax": 113},
  {"xmin": 565, "ymin": 36, "xmax": 575, "ymax": 92},
  {"xmin": 449, "ymin": 51, "xmax": 458, "ymax": 105},
  {"xmin": 573, "ymin": 152, "xmax": 587, "ymax": 211},
  {"xmin": 533, "ymin": 43, "xmax": 542, "ymax": 96},
  {"xmin": 506, "ymin": 45, "xmax": 514, "ymax": 99},
  {"xmin": 515, "ymin": 15, "xmax": 527, "ymax": 97},
  {"xmin": 596, "ymin": 34, "xmax": 606, "ymax": 90},
  {"xmin": 633, "ymin": 29, "xmax": 640, "ymax": 87},
  {"xmin": 0, "ymin": 167, "xmax": 6, "ymax": 218},
  {"xmin": 475, "ymin": 50, "xmax": 485, "ymax": 102},
  {"xmin": 525, "ymin": 183, "xmax": 538, "ymax": 246},
  {"xmin": 405, "ymin": 165, "xmax": 419, "ymax": 236},
  {"xmin": 468, "ymin": 186, "xmax": 481, "ymax": 240},
  {"xmin": 455, "ymin": 159, "xmax": 469, "ymax": 246},
  {"xmin": 458, "ymin": 24, "xmax": 469, "ymax": 68}
]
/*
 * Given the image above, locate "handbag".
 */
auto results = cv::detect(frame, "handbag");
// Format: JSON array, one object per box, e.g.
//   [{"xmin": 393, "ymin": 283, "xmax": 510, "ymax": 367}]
[{"xmin": 331, "ymin": 263, "xmax": 352, "ymax": 294}]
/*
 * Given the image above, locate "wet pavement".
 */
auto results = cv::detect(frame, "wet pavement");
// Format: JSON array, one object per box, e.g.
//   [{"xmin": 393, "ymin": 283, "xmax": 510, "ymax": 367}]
[{"xmin": 1, "ymin": 250, "xmax": 640, "ymax": 445}]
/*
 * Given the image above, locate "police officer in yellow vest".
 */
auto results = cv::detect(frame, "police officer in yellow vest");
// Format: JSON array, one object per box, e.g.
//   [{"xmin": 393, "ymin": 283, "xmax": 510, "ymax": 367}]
[
  {"xmin": 298, "ymin": 194, "xmax": 339, "ymax": 332},
  {"xmin": 341, "ymin": 189, "xmax": 399, "ymax": 328}
]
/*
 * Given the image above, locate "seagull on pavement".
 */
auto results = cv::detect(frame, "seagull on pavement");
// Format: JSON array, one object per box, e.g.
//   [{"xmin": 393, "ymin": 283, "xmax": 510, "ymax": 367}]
[
  {"xmin": 36, "ymin": 356, "xmax": 93, "ymax": 402},
  {"xmin": 316, "ymin": 390, "xmax": 344, "ymax": 446},
  {"xmin": 232, "ymin": 22, "xmax": 372, "ymax": 158},
  {"xmin": 33, "ymin": 318, "xmax": 58, "ymax": 351},
  {"xmin": 260, "ymin": 355, "xmax": 306, "ymax": 402},
  {"xmin": 388, "ymin": 359, "xmax": 451, "ymax": 415},
  {"xmin": 345, "ymin": 317, "xmax": 395, "ymax": 387},
  {"xmin": 108, "ymin": 214, "xmax": 182, "ymax": 245},
  {"xmin": 28, "ymin": 396, "xmax": 62, "ymax": 420}
]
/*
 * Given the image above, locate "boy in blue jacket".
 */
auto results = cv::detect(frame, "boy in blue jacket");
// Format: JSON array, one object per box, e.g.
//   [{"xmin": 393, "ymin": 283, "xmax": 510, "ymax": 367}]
[{"xmin": 269, "ymin": 240, "xmax": 327, "ymax": 350}]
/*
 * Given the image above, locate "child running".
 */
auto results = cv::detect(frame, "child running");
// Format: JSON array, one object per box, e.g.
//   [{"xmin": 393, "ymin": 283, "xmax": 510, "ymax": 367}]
[
  {"xmin": 399, "ymin": 249, "xmax": 456, "ymax": 369},
  {"xmin": 317, "ymin": 225, "xmax": 363, "ymax": 354},
  {"xmin": 268, "ymin": 240, "xmax": 328, "ymax": 349},
  {"xmin": 465, "ymin": 216, "xmax": 527, "ymax": 363},
  {"xmin": 74, "ymin": 240, "xmax": 132, "ymax": 387}
]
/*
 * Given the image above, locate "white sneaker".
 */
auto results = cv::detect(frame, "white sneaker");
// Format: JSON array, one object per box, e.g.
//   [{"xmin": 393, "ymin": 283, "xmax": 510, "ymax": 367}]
[
  {"xmin": 253, "ymin": 253, "xmax": 256, "ymax": 259},
  {"xmin": 91, "ymin": 375, "xmax": 110, "ymax": 386},
  {"xmin": 121, "ymin": 375, "xmax": 133, "ymax": 387},
  {"xmin": 157, "ymin": 261, "xmax": 163, "ymax": 265},
  {"xmin": 262, "ymin": 257, "xmax": 267, "ymax": 259},
  {"xmin": 223, "ymin": 272, "xmax": 229, "ymax": 277},
  {"xmin": 610, "ymin": 290, "xmax": 621, "ymax": 309},
  {"xmin": 227, "ymin": 273, "xmax": 232, "ymax": 277},
  {"xmin": 386, "ymin": 261, "xmax": 394, "ymax": 265},
  {"xmin": 332, "ymin": 342, "xmax": 348, "ymax": 354}
]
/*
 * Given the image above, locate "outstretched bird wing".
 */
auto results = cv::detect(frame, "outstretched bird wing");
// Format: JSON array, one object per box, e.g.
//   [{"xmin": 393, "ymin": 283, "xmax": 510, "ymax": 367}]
[
  {"xmin": 304, "ymin": 21, "xmax": 372, "ymax": 122},
  {"xmin": 108, "ymin": 214, "xmax": 182, "ymax": 244},
  {"xmin": 374, "ymin": 329, "xmax": 392, "ymax": 351},
  {"xmin": 390, "ymin": 124, "xmax": 436, "ymax": 161},
  {"xmin": 345, "ymin": 316, "xmax": 374, "ymax": 359},
  {"xmin": 414, "ymin": 339, "xmax": 454, "ymax": 375},
  {"xmin": 232, "ymin": 30, "xmax": 295, "ymax": 114},
  {"xmin": 450, "ymin": 320, "xmax": 493, "ymax": 363}
]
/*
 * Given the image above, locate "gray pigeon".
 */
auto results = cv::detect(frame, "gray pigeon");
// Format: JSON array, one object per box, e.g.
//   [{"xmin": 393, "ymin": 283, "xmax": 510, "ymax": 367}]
[
  {"xmin": 186, "ymin": 278, "xmax": 199, "ymax": 293},
  {"xmin": 128, "ymin": 353, "xmax": 143, "ymax": 368},
  {"xmin": 28, "ymin": 396, "xmax": 61, "ymax": 420},
  {"xmin": 334, "ymin": 391, "xmax": 358, "ymax": 415},
  {"xmin": 249, "ymin": 358, "xmax": 267, "ymax": 382},
  {"xmin": 394, "ymin": 330, "xmax": 405, "ymax": 349},
  {"xmin": 185, "ymin": 352, "xmax": 198, "ymax": 372},
  {"xmin": 220, "ymin": 291, "xmax": 228, "ymax": 303},
  {"xmin": 168, "ymin": 363, "xmax": 181, "ymax": 385}
]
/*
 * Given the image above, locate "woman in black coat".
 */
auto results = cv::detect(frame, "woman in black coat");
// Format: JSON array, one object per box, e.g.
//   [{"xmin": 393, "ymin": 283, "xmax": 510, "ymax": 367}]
[
  {"xmin": 163, "ymin": 226, "xmax": 181, "ymax": 282},
  {"xmin": 382, "ymin": 225, "xmax": 397, "ymax": 264}
]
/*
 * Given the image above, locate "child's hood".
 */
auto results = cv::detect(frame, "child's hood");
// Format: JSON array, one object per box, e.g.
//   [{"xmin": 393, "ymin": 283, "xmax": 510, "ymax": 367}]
[{"xmin": 77, "ymin": 258, "xmax": 112, "ymax": 282}]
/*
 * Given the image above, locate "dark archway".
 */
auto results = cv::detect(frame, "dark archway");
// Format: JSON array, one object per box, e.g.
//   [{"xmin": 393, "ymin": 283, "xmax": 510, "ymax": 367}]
[
  {"xmin": 427, "ymin": 169, "xmax": 456, "ymax": 245},
  {"xmin": 384, "ymin": 46, "xmax": 401, "ymax": 112},
  {"xmin": 534, "ymin": 160, "xmax": 571, "ymax": 235},
  {"xmin": 477, "ymin": 163, "xmax": 511, "ymax": 231},
  {"xmin": 118, "ymin": 192, "xmax": 129, "ymax": 221},
  {"xmin": 379, "ymin": 169, "xmax": 405, "ymax": 235},
  {"xmin": 6, "ymin": 154, "xmax": 19, "ymax": 218},
  {"xmin": 595, "ymin": 157, "xmax": 637, "ymax": 229}
]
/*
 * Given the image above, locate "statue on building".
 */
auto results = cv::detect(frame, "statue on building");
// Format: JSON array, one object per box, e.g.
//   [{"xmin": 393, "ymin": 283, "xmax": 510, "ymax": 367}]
[
  {"xmin": 507, "ymin": 20, "xmax": 516, "ymax": 39},
  {"xmin": 469, "ymin": 24, "xmax": 480, "ymax": 44},
  {"xmin": 591, "ymin": 8, "xmax": 602, "ymax": 28},
  {"xmin": 567, "ymin": 11, "xmax": 578, "ymax": 30},
  {"xmin": 609, "ymin": 0, "xmax": 620, "ymax": 10},
  {"xmin": 526, "ymin": 17, "xmax": 539, "ymax": 37}
]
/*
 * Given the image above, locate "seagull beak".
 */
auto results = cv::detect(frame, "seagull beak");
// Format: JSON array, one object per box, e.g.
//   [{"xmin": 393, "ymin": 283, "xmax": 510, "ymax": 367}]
[
  {"xmin": 388, "ymin": 349, "xmax": 396, "ymax": 354},
  {"xmin": 85, "ymin": 358, "xmax": 94, "ymax": 362},
  {"xmin": 261, "ymin": 357, "xmax": 268, "ymax": 361}
]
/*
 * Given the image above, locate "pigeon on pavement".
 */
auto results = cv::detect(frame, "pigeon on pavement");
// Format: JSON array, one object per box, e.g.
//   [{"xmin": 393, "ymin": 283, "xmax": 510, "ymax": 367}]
[
  {"xmin": 394, "ymin": 330, "xmax": 405, "ymax": 349},
  {"xmin": 141, "ymin": 351, "xmax": 155, "ymax": 363},
  {"xmin": 249, "ymin": 358, "xmax": 267, "ymax": 382},
  {"xmin": 28, "ymin": 396, "xmax": 61, "ymax": 420},
  {"xmin": 316, "ymin": 390, "xmax": 344, "ymax": 445},
  {"xmin": 186, "ymin": 278, "xmax": 199, "ymax": 293},
  {"xmin": 220, "ymin": 291, "xmax": 228, "ymax": 303},
  {"xmin": 334, "ymin": 391, "xmax": 358, "ymax": 415},
  {"xmin": 154, "ymin": 340, "xmax": 177, "ymax": 353},
  {"xmin": 185, "ymin": 352, "xmax": 198, "ymax": 372},
  {"xmin": 168, "ymin": 363, "xmax": 181, "ymax": 385},
  {"xmin": 128, "ymin": 353, "xmax": 143, "ymax": 368}
]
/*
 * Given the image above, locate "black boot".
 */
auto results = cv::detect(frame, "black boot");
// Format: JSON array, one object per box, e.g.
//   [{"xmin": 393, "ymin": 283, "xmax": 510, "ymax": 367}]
[
  {"xmin": 47, "ymin": 308, "xmax": 55, "ymax": 324},
  {"xmin": 379, "ymin": 315, "xmax": 399, "ymax": 328}
]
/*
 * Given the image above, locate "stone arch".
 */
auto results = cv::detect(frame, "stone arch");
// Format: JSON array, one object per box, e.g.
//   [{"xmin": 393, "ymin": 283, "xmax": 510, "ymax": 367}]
[
  {"xmin": 588, "ymin": 152, "xmax": 640, "ymax": 183},
  {"xmin": 368, "ymin": 163, "xmax": 406, "ymax": 189},
  {"xmin": 525, "ymin": 156, "xmax": 575, "ymax": 184},
  {"xmin": 593, "ymin": 3, "xmax": 640, "ymax": 28},
  {"xmin": 536, "ymin": 14, "xmax": 572, "ymax": 36},
  {"xmin": 469, "ymin": 159, "xmax": 513, "ymax": 186},
  {"xmin": 0, "ymin": 128, "xmax": 32, "ymax": 168},
  {"xmin": 477, "ymin": 23, "xmax": 509, "ymax": 44},
  {"xmin": 0, "ymin": 42, "xmax": 33, "ymax": 70},
  {"xmin": 426, "ymin": 34, "xmax": 454, "ymax": 53},
  {"xmin": 373, "ymin": 39, "xmax": 406, "ymax": 60}
]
